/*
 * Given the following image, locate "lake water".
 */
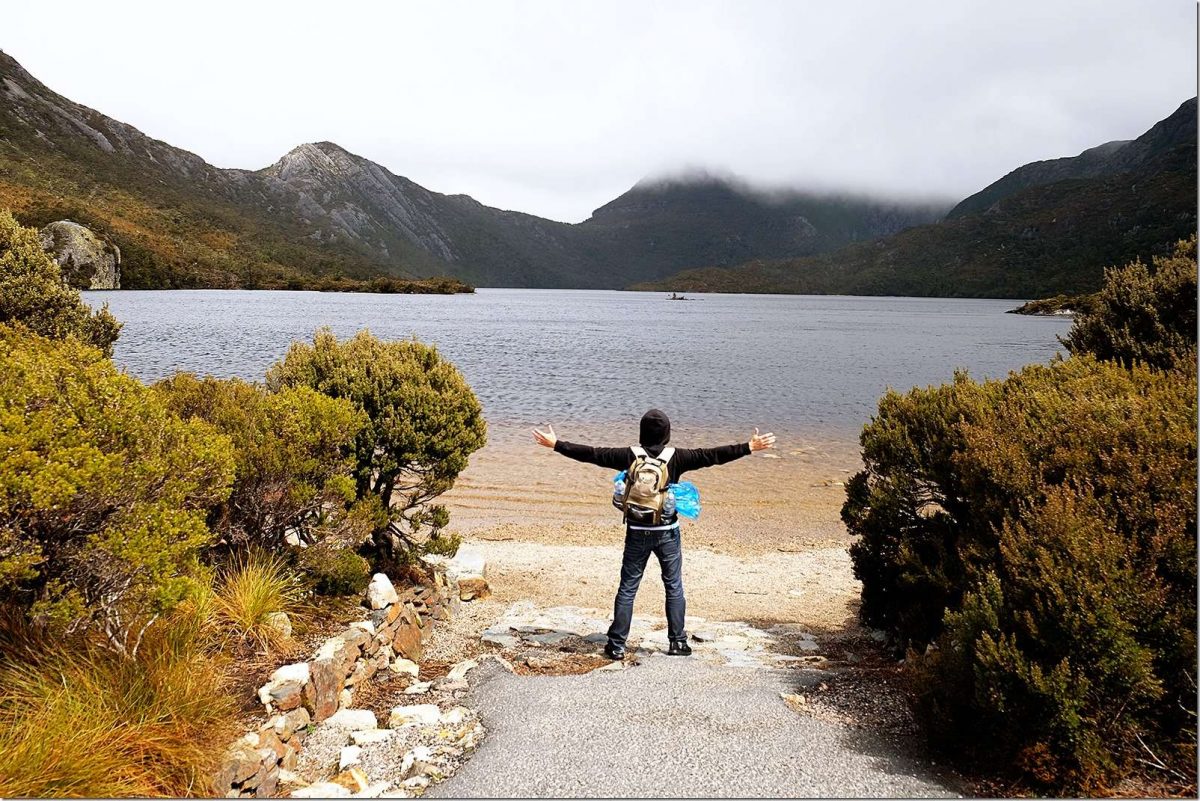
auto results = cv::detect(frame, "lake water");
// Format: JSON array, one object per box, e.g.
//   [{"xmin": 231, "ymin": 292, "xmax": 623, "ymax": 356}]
[{"xmin": 85, "ymin": 288, "xmax": 1072, "ymax": 444}]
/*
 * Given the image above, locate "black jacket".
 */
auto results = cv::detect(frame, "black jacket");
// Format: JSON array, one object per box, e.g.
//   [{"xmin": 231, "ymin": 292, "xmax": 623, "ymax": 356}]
[
  {"xmin": 552, "ymin": 409, "xmax": 751, "ymax": 482},
  {"xmin": 553, "ymin": 439, "xmax": 751, "ymax": 483}
]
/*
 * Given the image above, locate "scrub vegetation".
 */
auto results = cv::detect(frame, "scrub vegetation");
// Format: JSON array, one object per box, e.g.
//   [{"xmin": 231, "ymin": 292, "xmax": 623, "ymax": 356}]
[
  {"xmin": 844, "ymin": 236, "xmax": 1198, "ymax": 794},
  {"xmin": 0, "ymin": 213, "xmax": 485, "ymax": 795}
]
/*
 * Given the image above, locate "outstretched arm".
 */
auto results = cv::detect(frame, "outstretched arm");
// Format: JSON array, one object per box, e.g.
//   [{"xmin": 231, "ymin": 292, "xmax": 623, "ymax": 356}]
[
  {"xmin": 675, "ymin": 428, "xmax": 777, "ymax": 474},
  {"xmin": 533, "ymin": 424, "xmax": 630, "ymax": 471}
]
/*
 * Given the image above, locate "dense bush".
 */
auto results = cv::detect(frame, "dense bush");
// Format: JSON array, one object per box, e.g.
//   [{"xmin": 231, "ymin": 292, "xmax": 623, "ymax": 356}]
[
  {"xmin": 0, "ymin": 328, "xmax": 234, "ymax": 653},
  {"xmin": 844, "ymin": 243, "xmax": 1198, "ymax": 789},
  {"xmin": 299, "ymin": 543, "xmax": 373, "ymax": 596},
  {"xmin": 1063, "ymin": 235, "xmax": 1197, "ymax": 370},
  {"xmin": 154, "ymin": 373, "xmax": 367, "ymax": 551},
  {"xmin": 267, "ymin": 328, "xmax": 487, "ymax": 558},
  {"xmin": 0, "ymin": 210, "xmax": 121, "ymax": 355}
]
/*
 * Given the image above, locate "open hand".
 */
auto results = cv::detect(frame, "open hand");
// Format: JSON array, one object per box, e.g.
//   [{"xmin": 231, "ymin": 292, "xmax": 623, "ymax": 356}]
[
  {"xmin": 749, "ymin": 427, "xmax": 776, "ymax": 452},
  {"xmin": 533, "ymin": 424, "xmax": 558, "ymax": 448}
]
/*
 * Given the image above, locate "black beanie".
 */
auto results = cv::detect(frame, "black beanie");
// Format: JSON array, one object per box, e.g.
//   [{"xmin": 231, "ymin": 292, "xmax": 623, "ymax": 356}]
[{"xmin": 639, "ymin": 409, "xmax": 671, "ymax": 448}]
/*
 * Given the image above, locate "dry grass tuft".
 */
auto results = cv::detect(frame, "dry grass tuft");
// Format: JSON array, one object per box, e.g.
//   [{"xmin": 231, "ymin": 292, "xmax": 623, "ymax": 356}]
[
  {"xmin": 0, "ymin": 605, "xmax": 237, "ymax": 798},
  {"xmin": 214, "ymin": 550, "xmax": 306, "ymax": 652}
]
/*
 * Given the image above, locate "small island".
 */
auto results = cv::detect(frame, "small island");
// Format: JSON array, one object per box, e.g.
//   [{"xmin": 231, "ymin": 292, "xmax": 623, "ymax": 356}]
[{"xmin": 1007, "ymin": 293, "xmax": 1094, "ymax": 316}]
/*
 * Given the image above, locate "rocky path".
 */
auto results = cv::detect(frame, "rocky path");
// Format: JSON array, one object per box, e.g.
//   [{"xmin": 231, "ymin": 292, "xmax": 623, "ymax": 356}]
[{"xmin": 429, "ymin": 604, "xmax": 960, "ymax": 798}]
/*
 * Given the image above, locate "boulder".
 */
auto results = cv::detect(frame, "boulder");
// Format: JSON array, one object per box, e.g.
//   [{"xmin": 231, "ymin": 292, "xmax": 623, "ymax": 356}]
[
  {"xmin": 392, "ymin": 618, "xmax": 422, "ymax": 662},
  {"xmin": 366, "ymin": 573, "xmax": 399, "ymax": 609},
  {"xmin": 309, "ymin": 637, "xmax": 354, "ymax": 720},
  {"xmin": 39, "ymin": 220, "xmax": 120, "ymax": 289}
]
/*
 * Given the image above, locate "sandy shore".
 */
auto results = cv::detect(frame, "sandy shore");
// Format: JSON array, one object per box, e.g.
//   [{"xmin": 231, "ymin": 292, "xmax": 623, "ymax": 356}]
[{"xmin": 441, "ymin": 425, "xmax": 866, "ymax": 630}]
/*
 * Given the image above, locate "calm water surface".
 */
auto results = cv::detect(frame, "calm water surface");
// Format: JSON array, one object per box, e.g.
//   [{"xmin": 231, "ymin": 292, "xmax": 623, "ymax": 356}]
[{"xmin": 85, "ymin": 289, "xmax": 1072, "ymax": 442}]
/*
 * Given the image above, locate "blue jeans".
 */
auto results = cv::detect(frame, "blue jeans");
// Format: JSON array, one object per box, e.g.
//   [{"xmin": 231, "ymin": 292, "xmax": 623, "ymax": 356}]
[{"xmin": 607, "ymin": 526, "xmax": 686, "ymax": 650}]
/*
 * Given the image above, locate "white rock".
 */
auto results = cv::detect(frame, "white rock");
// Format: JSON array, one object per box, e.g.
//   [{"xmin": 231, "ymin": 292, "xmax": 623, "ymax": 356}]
[
  {"xmin": 350, "ymin": 620, "xmax": 377, "ymax": 636},
  {"xmin": 797, "ymin": 639, "xmax": 821, "ymax": 652},
  {"xmin": 339, "ymin": 745, "xmax": 363, "ymax": 771},
  {"xmin": 439, "ymin": 706, "xmax": 470, "ymax": 725},
  {"xmin": 367, "ymin": 574, "xmax": 399, "ymax": 609},
  {"xmin": 324, "ymin": 708, "xmax": 378, "ymax": 731},
  {"xmin": 388, "ymin": 704, "xmax": 441, "ymax": 728},
  {"xmin": 292, "ymin": 782, "xmax": 352, "ymax": 798},
  {"xmin": 315, "ymin": 635, "xmax": 349, "ymax": 661},
  {"xmin": 270, "ymin": 662, "xmax": 312, "ymax": 686},
  {"xmin": 339, "ymin": 688, "xmax": 354, "ymax": 707},
  {"xmin": 351, "ymin": 728, "xmax": 396, "ymax": 746},
  {"xmin": 445, "ymin": 658, "xmax": 477, "ymax": 682},
  {"xmin": 403, "ymin": 681, "xmax": 432, "ymax": 695},
  {"xmin": 389, "ymin": 658, "xmax": 419, "ymax": 678},
  {"xmin": 401, "ymin": 776, "xmax": 430, "ymax": 791}
]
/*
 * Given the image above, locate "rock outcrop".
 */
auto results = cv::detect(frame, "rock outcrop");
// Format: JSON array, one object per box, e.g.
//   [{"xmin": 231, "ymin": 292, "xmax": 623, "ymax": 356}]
[
  {"xmin": 216, "ymin": 567, "xmax": 464, "ymax": 798},
  {"xmin": 39, "ymin": 220, "xmax": 120, "ymax": 289}
]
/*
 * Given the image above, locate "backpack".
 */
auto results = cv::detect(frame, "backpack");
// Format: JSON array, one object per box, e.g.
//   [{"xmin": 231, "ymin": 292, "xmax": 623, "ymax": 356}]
[{"xmin": 616, "ymin": 446, "xmax": 675, "ymax": 525}]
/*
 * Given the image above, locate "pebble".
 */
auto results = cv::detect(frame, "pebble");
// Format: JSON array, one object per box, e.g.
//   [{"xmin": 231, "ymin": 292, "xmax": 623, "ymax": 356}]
[
  {"xmin": 389, "ymin": 704, "xmax": 441, "ymax": 728},
  {"xmin": 339, "ymin": 745, "xmax": 363, "ymax": 770},
  {"xmin": 350, "ymin": 729, "xmax": 396, "ymax": 746}
]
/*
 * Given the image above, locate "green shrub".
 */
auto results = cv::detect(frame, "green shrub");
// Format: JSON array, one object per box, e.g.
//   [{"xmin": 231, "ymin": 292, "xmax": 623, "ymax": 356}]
[
  {"xmin": 267, "ymin": 328, "xmax": 487, "ymax": 558},
  {"xmin": 845, "ymin": 356, "xmax": 1196, "ymax": 789},
  {"xmin": 154, "ymin": 373, "xmax": 366, "ymax": 551},
  {"xmin": 0, "ymin": 327, "xmax": 234, "ymax": 652},
  {"xmin": 422, "ymin": 530, "xmax": 462, "ymax": 558},
  {"xmin": 1063, "ymin": 235, "xmax": 1197, "ymax": 370},
  {"xmin": 299, "ymin": 545, "xmax": 373, "ymax": 597},
  {"xmin": 0, "ymin": 210, "xmax": 121, "ymax": 356}
]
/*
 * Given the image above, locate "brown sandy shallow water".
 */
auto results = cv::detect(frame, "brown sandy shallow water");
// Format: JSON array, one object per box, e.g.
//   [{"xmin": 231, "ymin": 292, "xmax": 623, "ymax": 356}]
[{"xmin": 440, "ymin": 424, "xmax": 867, "ymax": 631}]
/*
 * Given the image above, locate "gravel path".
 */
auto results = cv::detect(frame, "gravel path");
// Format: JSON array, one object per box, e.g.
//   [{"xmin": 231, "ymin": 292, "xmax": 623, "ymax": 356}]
[{"xmin": 430, "ymin": 656, "xmax": 959, "ymax": 798}]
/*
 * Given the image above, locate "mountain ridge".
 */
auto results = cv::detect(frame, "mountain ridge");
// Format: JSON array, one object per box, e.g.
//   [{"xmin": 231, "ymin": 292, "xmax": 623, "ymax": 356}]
[
  {"xmin": 638, "ymin": 98, "xmax": 1197, "ymax": 298},
  {"xmin": 0, "ymin": 49, "xmax": 948, "ymax": 289}
]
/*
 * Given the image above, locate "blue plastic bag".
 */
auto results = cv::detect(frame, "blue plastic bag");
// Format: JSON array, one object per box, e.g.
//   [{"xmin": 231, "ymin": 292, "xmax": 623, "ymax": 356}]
[
  {"xmin": 612, "ymin": 472, "xmax": 701, "ymax": 520},
  {"xmin": 673, "ymin": 481, "xmax": 701, "ymax": 520}
]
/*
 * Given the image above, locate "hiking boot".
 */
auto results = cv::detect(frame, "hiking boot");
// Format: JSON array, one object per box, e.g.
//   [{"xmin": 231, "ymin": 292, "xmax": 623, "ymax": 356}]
[
  {"xmin": 604, "ymin": 643, "xmax": 626, "ymax": 660},
  {"xmin": 668, "ymin": 639, "xmax": 692, "ymax": 656}
]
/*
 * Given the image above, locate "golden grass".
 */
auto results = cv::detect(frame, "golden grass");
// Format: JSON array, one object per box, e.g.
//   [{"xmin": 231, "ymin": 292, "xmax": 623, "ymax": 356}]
[
  {"xmin": 214, "ymin": 550, "xmax": 306, "ymax": 652},
  {"xmin": 0, "ymin": 605, "xmax": 237, "ymax": 798}
]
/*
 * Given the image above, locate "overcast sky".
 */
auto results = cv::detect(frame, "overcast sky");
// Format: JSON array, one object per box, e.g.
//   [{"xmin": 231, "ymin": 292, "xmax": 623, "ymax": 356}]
[{"xmin": 4, "ymin": 1, "xmax": 1195, "ymax": 222}]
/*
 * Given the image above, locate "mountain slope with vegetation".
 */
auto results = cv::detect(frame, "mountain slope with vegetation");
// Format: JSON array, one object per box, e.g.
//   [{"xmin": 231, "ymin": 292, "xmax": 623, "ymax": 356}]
[
  {"xmin": 0, "ymin": 50, "xmax": 947, "ymax": 290},
  {"xmin": 639, "ymin": 98, "xmax": 1197, "ymax": 298}
]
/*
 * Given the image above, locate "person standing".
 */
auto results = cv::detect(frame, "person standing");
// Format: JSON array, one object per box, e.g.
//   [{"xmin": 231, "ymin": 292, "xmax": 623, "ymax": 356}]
[{"xmin": 533, "ymin": 409, "xmax": 776, "ymax": 659}]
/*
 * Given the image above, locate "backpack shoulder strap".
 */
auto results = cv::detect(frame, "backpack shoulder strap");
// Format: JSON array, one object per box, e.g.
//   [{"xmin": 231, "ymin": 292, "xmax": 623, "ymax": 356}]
[
  {"xmin": 631, "ymin": 446, "xmax": 647, "ymax": 459},
  {"xmin": 659, "ymin": 447, "xmax": 675, "ymax": 464}
]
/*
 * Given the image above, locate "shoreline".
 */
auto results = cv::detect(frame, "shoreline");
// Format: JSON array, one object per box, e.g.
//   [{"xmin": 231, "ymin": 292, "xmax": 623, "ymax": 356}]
[{"xmin": 443, "ymin": 423, "xmax": 862, "ymax": 558}]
